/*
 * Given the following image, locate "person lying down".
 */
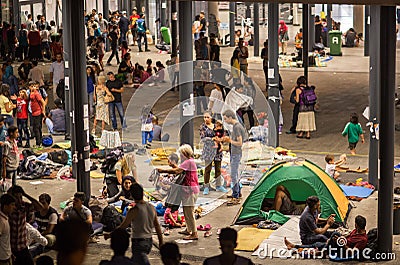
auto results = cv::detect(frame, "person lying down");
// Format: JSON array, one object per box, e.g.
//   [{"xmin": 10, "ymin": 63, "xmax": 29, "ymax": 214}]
[{"xmin": 262, "ymin": 185, "xmax": 306, "ymax": 215}]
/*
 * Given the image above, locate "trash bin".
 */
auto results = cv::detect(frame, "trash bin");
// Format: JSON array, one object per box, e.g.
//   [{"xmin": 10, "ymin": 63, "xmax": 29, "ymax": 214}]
[
  {"xmin": 328, "ymin": 30, "xmax": 342, "ymax": 56},
  {"xmin": 160, "ymin": 27, "xmax": 171, "ymax": 45},
  {"xmin": 394, "ymin": 207, "xmax": 400, "ymax": 235}
]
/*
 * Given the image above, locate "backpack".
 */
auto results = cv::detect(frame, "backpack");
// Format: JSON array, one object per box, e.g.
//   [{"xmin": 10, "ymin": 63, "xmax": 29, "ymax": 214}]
[
  {"xmin": 56, "ymin": 79, "xmax": 65, "ymax": 102},
  {"xmin": 48, "ymin": 150, "xmax": 69, "ymax": 165},
  {"xmin": 301, "ymin": 86, "xmax": 317, "ymax": 106},
  {"xmin": 100, "ymin": 205, "xmax": 123, "ymax": 232},
  {"xmin": 137, "ymin": 19, "xmax": 145, "ymax": 33},
  {"xmin": 100, "ymin": 152, "xmax": 120, "ymax": 174},
  {"xmin": 365, "ymin": 228, "xmax": 378, "ymax": 260}
]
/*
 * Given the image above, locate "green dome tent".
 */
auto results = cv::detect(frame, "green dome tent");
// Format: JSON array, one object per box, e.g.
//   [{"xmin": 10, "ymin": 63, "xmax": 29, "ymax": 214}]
[{"xmin": 234, "ymin": 159, "xmax": 351, "ymax": 225}]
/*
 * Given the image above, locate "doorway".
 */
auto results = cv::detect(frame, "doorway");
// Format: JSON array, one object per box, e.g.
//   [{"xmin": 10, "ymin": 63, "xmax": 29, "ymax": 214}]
[{"xmin": 19, "ymin": 0, "xmax": 45, "ymax": 25}]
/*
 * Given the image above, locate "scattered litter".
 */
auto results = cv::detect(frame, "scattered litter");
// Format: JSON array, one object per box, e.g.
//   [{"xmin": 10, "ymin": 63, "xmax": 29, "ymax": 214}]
[
  {"xmin": 29, "ymin": 181, "xmax": 44, "ymax": 185},
  {"xmin": 175, "ymin": 239, "xmax": 193, "ymax": 244}
]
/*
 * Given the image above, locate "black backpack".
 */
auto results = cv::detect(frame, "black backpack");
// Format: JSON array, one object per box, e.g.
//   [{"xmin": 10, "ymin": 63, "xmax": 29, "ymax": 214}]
[
  {"xmin": 48, "ymin": 150, "xmax": 69, "ymax": 165},
  {"xmin": 56, "ymin": 79, "xmax": 65, "ymax": 102},
  {"xmin": 100, "ymin": 152, "xmax": 120, "ymax": 174},
  {"xmin": 100, "ymin": 205, "xmax": 123, "ymax": 232},
  {"xmin": 365, "ymin": 228, "xmax": 378, "ymax": 260}
]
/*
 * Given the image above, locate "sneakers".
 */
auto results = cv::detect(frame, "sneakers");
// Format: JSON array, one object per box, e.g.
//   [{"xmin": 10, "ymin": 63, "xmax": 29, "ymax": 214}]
[
  {"xmin": 216, "ymin": 186, "xmax": 228, "ymax": 193},
  {"xmin": 203, "ymin": 187, "xmax": 209, "ymax": 195},
  {"xmin": 227, "ymin": 198, "xmax": 241, "ymax": 206}
]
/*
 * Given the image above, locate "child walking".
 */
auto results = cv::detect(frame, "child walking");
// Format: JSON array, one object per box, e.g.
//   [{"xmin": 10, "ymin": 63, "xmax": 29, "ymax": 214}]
[
  {"xmin": 136, "ymin": 105, "xmax": 153, "ymax": 155},
  {"xmin": 342, "ymin": 113, "xmax": 365, "ymax": 155}
]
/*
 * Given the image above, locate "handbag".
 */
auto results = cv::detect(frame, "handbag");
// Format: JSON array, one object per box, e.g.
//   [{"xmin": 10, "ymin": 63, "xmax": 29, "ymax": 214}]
[
  {"xmin": 104, "ymin": 93, "xmax": 115, "ymax": 104},
  {"xmin": 165, "ymin": 171, "xmax": 186, "ymax": 211}
]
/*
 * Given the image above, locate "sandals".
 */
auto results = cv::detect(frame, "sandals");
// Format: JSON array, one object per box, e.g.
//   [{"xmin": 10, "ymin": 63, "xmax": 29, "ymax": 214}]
[
  {"xmin": 296, "ymin": 134, "xmax": 304, "ymax": 139},
  {"xmin": 163, "ymin": 228, "xmax": 170, "ymax": 236},
  {"xmin": 183, "ymin": 235, "xmax": 199, "ymax": 240},
  {"xmin": 197, "ymin": 224, "xmax": 212, "ymax": 231},
  {"xmin": 204, "ymin": 231, "xmax": 213, "ymax": 237}
]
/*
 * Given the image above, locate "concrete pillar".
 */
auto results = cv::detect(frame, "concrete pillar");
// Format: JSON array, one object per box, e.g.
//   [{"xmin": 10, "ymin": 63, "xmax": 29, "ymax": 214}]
[
  {"xmin": 179, "ymin": 1, "xmax": 194, "ymax": 147},
  {"xmin": 368, "ymin": 6, "xmax": 380, "ymax": 189},
  {"xmin": 353, "ymin": 5, "xmax": 364, "ymax": 34},
  {"xmin": 208, "ymin": 2, "xmax": 219, "ymax": 38},
  {"xmin": 378, "ymin": 5, "xmax": 396, "ymax": 255},
  {"xmin": 308, "ymin": 5, "xmax": 315, "ymax": 51},
  {"xmin": 229, "ymin": 2, "xmax": 235, "ymax": 47},
  {"xmin": 267, "ymin": 3, "xmax": 280, "ymax": 147},
  {"xmin": 293, "ymin": 3, "xmax": 300, "ymax": 26},
  {"xmin": 254, "ymin": 3, "xmax": 260, "ymax": 56}
]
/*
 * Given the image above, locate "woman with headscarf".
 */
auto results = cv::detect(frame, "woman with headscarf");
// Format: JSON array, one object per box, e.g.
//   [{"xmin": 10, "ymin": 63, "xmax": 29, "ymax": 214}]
[
  {"xmin": 2, "ymin": 65, "xmax": 19, "ymax": 97},
  {"xmin": 106, "ymin": 175, "xmax": 135, "ymax": 214},
  {"xmin": 278, "ymin": 20, "xmax": 289, "ymax": 55}
]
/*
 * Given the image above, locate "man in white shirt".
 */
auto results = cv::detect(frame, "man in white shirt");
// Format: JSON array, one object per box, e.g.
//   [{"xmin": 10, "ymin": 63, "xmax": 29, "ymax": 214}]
[
  {"xmin": 40, "ymin": 25, "xmax": 51, "ymax": 60},
  {"xmin": 49, "ymin": 53, "xmax": 65, "ymax": 101},
  {"xmin": 0, "ymin": 194, "xmax": 16, "ymax": 265}
]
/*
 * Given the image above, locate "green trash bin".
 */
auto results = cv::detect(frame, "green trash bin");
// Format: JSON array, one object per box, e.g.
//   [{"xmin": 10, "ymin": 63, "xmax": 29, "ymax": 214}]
[
  {"xmin": 329, "ymin": 30, "xmax": 342, "ymax": 56},
  {"xmin": 161, "ymin": 27, "xmax": 171, "ymax": 45}
]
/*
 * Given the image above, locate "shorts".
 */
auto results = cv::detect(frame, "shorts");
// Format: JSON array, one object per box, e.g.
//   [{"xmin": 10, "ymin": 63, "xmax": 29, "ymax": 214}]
[{"xmin": 348, "ymin": 142, "xmax": 358, "ymax": 150}]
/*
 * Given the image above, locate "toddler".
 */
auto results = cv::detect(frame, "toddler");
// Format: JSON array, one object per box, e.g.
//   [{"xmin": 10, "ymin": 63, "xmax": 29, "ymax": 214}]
[
  {"xmin": 325, "ymin": 154, "xmax": 346, "ymax": 182},
  {"xmin": 213, "ymin": 120, "xmax": 224, "ymax": 152},
  {"xmin": 342, "ymin": 113, "xmax": 365, "ymax": 155},
  {"xmin": 163, "ymin": 207, "xmax": 185, "ymax": 228}
]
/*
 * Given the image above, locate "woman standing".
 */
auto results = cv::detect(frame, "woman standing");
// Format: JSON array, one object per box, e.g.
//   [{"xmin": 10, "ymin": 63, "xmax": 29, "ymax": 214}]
[
  {"xmin": 199, "ymin": 111, "xmax": 227, "ymax": 195},
  {"xmin": 278, "ymin": 20, "xmax": 289, "ymax": 55},
  {"xmin": 92, "ymin": 75, "xmax": 111, "ymax": 135},
  {"xmin": 158, "ymin": 144, "xmax": 199, "ymax": 240},
  {"xmin": 86, "ymin": 66, "xmax": 96, "ymax": 117},
  {"xmin": 295, "ymin": 76, "xmax": 316, "ymax": 139},
  {"xmin": 0, "ymin": 84, "xmax": 16, "ymax": 127}
]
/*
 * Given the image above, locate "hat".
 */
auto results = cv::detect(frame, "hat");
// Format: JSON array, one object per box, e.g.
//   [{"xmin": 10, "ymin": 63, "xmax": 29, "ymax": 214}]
[{"xmin": 107, "ymin": 71, "xmax": 114, "ymax": 76}]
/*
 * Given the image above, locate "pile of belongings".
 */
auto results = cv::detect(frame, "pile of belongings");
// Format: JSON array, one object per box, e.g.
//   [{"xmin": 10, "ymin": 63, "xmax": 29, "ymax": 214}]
[
  {"xmin": 256, "ymin": 220, "xmax": 281, "ymax": 230},
  {"xmin": 18, "ymin": 150, "xmax": 69, "ymax": 180},
  {"xmin": 275, "ymin": 147, "xmax": 297, "ymax": 160}
]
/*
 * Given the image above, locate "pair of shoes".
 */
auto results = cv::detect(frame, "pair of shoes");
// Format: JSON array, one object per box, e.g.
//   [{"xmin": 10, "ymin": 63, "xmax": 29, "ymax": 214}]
[
  {"xmin": 145, "ymin": 49, "xmax": 151, "ymax": 52},
  {"xmin": 204, "ymin": 231, "xmax": 213, "ymax": 237},
  {"xmin": 305, "ymin": 136, "xmax": 311, "ymax": 140},
  {"xmin": 183, "ymin": 235, "xmax": 198, "ymax": 240},
  {"xmin": 296, "ymin": 135, "xmax": 304, "ymax": 139},
  {"xmin": 286, "ymin": 130, "xmax": 296, "ymax": 134},
  {"xmin": 106, "ymin": 63, "xmax": 112, "ymax": 66},
  {"xmin": 163, "ymin": 228, "xmax": 170, "ymax": 236},
  {"xmin": 216, "ymin": 186, "xmax": 228, "ymax": 193},
  {"xmin": 197, "ymin": 224, "xmax": 211, "ymax": 231},
  {"xmin": 139, "ymin": 49, "xmax": 143, "ymax": 52},
  {"xmin": 227, "ymin": 198, "xmax": 241, "ymax": 206},
  {"xmin": 203, "ymin": 187, "xmax": 209, "ymax": 195}
]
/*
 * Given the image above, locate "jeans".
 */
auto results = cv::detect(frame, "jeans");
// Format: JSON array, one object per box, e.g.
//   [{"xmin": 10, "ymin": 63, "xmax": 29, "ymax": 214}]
[
  {"xmin": 109, "ymin": 102, "xmax": 126, "ymax": 129},
  {"xmin": 230, "ymin": 153, "xmax": 242, "ymax": 198},
  {"xmin": 142, "ymin": 131, "xmax": 153, "ymax": 145},
  {"xmin": 297, "ymin": 232, "xmax": 340, "ymax": 251},
  {"xmin": 17, "ymin": 118, "xmax": 30, "ymax": 144},
  {"xmin": 107, "ymin": 46, "xmax": 120, "ymax": 64},
  {"xmin": 6, "ymin": 170, "xmax": 17, "ymax": 186},
  {"xmin": 195, "ymin": 84, "xmax": 208, "ymax": 114},
  {"xmin": 119, "ymin": 31, "xmax": 127, "ymax": 44},
  {"xmin": 29, "ymin": 243, "xmax": 45, "ymax": 258},
  {"xmin": 137, "ymin": 32, "xmax": 148, "ymax": 51},
  {"xmin": 131, "ymin": 238, "xmax": 152, "ymax": 265},
  {"xmin": 32, "ymin": 115, "xmax": 43, "ymax": 145},
  {"xmin": 3, "ymin": 115, "xmax": 14, "ymax": 127},
  {"xmin": 171, "ymin": 72, "xmax": 179, "ymax": 90},
  {"xmin": 45, "ymin": 118, "xmax": 54, "ymax": 134}
]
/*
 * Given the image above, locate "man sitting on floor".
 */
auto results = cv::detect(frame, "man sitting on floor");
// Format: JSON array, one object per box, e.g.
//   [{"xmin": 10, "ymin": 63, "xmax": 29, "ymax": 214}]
[
  {"xmin": 284, "ymin": 215, "xmax": 368, "ymax": 259},
  {"xmin": 299, "ymin": 196, "xmax": 335, "ymax": 245}
]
